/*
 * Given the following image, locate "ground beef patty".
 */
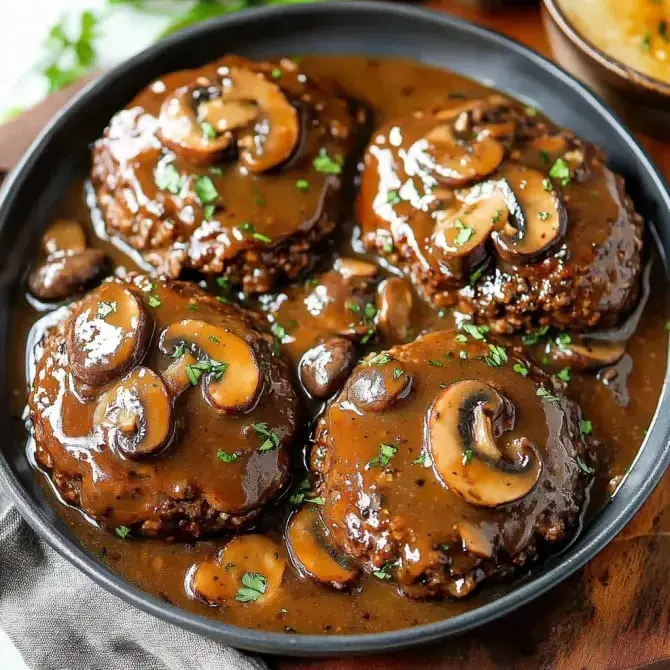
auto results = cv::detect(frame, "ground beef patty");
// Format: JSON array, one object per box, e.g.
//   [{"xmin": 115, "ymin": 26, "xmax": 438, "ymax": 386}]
[
  {"xmin": 28, "ymin": 275, "xmax": 298, "ymax": 539},
  {"xmin": 91, "ymin": 55, "xmax": 364, "ymax": 293},
  {"xmin": 357, "ymin": 95, "xmax": 644, "ymax": 333},
  {"xmin": 311, "ymin": 330, "xmax": 593, "ymax": 599}
]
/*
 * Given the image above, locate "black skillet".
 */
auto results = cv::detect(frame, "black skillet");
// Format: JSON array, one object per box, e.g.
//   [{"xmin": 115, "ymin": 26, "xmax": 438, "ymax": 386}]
[{"xmin": 0, "ymin": 1, "xmax": 668, "ymax": 656}]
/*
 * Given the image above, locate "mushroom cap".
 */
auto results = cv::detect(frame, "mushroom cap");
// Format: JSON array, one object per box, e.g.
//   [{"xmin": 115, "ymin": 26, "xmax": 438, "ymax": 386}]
[
  {"xmin": 159, "ymin": 318, "xmax": 261, "ymax": 413},
  {"xmin": 549, "ymin": 339, "xmax": 625, "ymax": 372},
  {"xmin": 93, "ymin": 366, "xmax": 174, "ymax": 459},
  {"xmin": 189, "ymin": 535, "xmax": 286, "ymax": 607},
  {"xmin": 67, "ymin": 281, "xmax": 152, "ymax": 387},
  {"xmin": 428, "ymin": 380, "xmax": 542, "ymax": 507},
  {"xmin": 29, "ymin": 275, "xmax": 298, "ymax": 538},
  {"xmin": 285, "ymin": 506, "xmax": 358, "ymax": 589},
  {"xmin": 311, "ymin": 329, "xmax": 591, "ymax": 598}
]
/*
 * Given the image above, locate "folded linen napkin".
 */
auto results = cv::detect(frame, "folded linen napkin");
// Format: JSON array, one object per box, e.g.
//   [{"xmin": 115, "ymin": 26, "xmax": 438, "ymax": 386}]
[{"xmin": 0, "ymin": 495, "xmax": 268, "ymax": 670}]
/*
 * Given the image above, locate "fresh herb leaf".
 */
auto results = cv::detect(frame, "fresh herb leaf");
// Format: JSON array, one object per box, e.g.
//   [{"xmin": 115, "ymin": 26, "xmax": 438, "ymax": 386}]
[
  {"xmin": 368, "ymin": 443, "xmax": 398, "ymax": 468},
  {"xmin": 361, "ymin": 328, "xmax": 376, "ymax": 344},
  {"xmin": 521, "ymin": 325, "xmax": 549, "ymax": 346},
  {"xmin": 386, "ymin": 190, "xmax": 401, "ymax": 205},
  {"xmin": 454, "ymin": 220, "xmax": 474, "ymax": 247},
  {"xmin": 194, "ymin": 175, "xmax": 219, "ymax": 205},
  {"xmin": 536, "ymin": 386, "xmax": 559, "ymax": 404},
  {"xmin": 556, "ymin": 367, "xmax": 571, "ymax": 382},
  {"xmin": 148, "ymin": 295, "xmax": 161, "ymax": 308},
  {"xmin": 486, "ymin": 343, "xmax": 508, "ymax": 367},
  {"xmin": 364, "ymin": 352, "xmax": 392, "ymax": 367},
  {"xmin": 413, "ymin": 451, "xmax": 431, "ymax": 467},
  {"xmin": 235, "ymin": 572, "xmax": 267, "ymax": 603},
  {"xmin": 428, "ymin": 359, "xmax": 444, "ymax": 367},
  {"xmin": 393, "ymin": 367, "xmax": 404, "ymax": 380},
  {"xmin": 549, "ymin": 158, "xmax": 571, "ymax": 186},
  {"xmin": 217, "ymin": 449, "xmax": 242, "ymax": 463},
  {"xmin": 203, "ymin": 204, "xmax": 216, "ymax": 220},
  {"xmin": 641, "ymin": 31, "xmax": 652, "ymax": 52},
  {"xmin": 172, "ymin": 343, "xmax": 185, "ymax": 359},
  {"xmin": 252, "ymin": 423, "xmax": 280, "ymax": 452},
  {"xmin": 576, "ymin": 456, "xmax": 595, "ymax": 475},
  {"xmin": 469, "ymin": 265, "xmax": 485, "ymax": 286},
  {"xmin": 97, "ymin": 301, "xmax": 117, "ymax": 318},
  {"xmin": 154, "ymin": 158, "xmax": 183, "ymax": 194},
  {"xmin": 461, "ymin": 324, "xmax": 488, "ymax": 340},
  {"xmin": 372, "ymin": 562, "xmax": 396, "ymax": 580},
  {"xmin": 542, "ymin": 178, "xmax": 552, "ymax": 192},
  {"xmin": 462, "ymin": 448, "xmax": 473, "ymax": 465},
  {"xmin": 271, "ymin": 67, "xmax": 282, "ymax": 80},
  {"xmin": 579, "ymin": 419, "xmax": 593, "ymax": 435},
  {"xmin": 513, "ymin": 362, "xmax": 529, "ymax": 377},
  {"xmin": 200, "ymin": 121, "xmax": 216, "ymax": 138},
  {"xmin": 296, "ymin": 179, "xmax": 310, "ymax": 192},
  {"xmin": 364, "ymin": 303, "xmax": 377, "ymax": 323},
  {"xmin": 538, "ymin": 211, "xmax": 550, "ymax": 221},
  {"xmin": 313, "ymin": 149, "xmax": 343, "ymax": 175},
  {"xmin": 271, "ymin": 322, "xmax": 288, "ymax": 343},
  {"xmin": 115, "ymin": 526, "xmax": 130, "ymax": 539}
]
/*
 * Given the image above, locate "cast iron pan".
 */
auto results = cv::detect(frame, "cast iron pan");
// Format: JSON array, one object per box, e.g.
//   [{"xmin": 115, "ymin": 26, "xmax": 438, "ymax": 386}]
[{"xmin": 0, "ymin": 1, "xmax": 668, "ymax": 656}]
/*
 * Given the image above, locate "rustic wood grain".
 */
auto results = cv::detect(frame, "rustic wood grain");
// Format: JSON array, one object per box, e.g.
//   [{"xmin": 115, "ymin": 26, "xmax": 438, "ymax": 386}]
[{"xmin": 0, "ymin": 4, "xmax": 667, "ymax": 669}]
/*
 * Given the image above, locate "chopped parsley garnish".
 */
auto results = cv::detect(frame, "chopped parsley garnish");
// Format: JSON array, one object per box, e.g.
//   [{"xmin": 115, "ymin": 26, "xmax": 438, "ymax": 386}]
[
  {"xmin": 470, "ymin": 265, "xmax": 485, "ymax": 286},
  {"xmin": 454, "ymin": 220, "xmax": 474, "ymax": 247},
  {"xmin": 186, "ymin": 360, "xmax": 228, "ymax": 385},
  {"xmin": 252, "ymin": 423, "xmax": 280, "ymax": 452},
  {"xmin": 368, "ymin": 443, "xmax": 398, "ymax": 468},
  {"xmin": 188, "ymin": 301, "xmax": 198, "ymax": 312},
  {"xmin": 203, "ymin": 204, "xmax": 216, "ymax": 220},
  {"xmin": 538, "ymin": 211, "xmax": 550, "ymax": 221},
  {"xmin": 549, "ymin": 158, "xmax": 571, "ymax": 186},
  {"xmin": 372, "ymin": 562, "xmax": 396, "ymax": 580},
  {"xmin": 542, "ymin": 178, "xmax": 552, "ymax": 192},
  {"xmin": 539, "ymin": 150, "xmax": 550, "ymax": 165},
  {"xmin": 364, "ymin": 303, "xmax": 378, "ymax": 322},
  {"xmin": 641, "ymin": 31, "xmax": 652, "ymax": 52},
  {"xmin": 492, "ymin": 209, "xmax": 503, "ymax": 224},
  {"xmin": 97, "ymin": 301, "xmax": 117, "ymax": 319},
  {"xmin": 393, "ymin": 367, "xmax": 404, "ymax": 379},
  {"xmin": 271, "ymin": 67, "xmax": 282, "ymax": 79},
  {"xmin": 521, "ymin": 325, "xmax": 549, "ymax": 346},
  {"xmin": 364, "ymin": 352, "xmax": 392, "ymax": 367},
  {"xmin": 172, "ymin": 343, "xmax": 185, "ymax": 359},
  {"xmin": 361, "ymin": 328, "xmax": 376, "ymax": 344},
  {"xmin": 313, "ymin": 149, "xmax": 343, "ymax": 175},
  {"xmin": 513, "ymin": 362, "xmax": 529, "ymax": 377},
  {"xmin": 194, "ymin": 175, "xmax": 219, "ymax": 205},
  {"xmin": 238, "ymin": 221, "xmax": 272, "ymax": 244},
  {"xmin": 254, "ymin": 192, "xmax": 265, "ymax": 207},
  {"xmin": 462, "ymin": 448, "xmax": 474, "ymax": 465},
  {"xmin": 347, "ymin": 302, "xmax": 361, "ymax": 314},
  {"xmin": 271, "ymin": 322, "xmax": 289, "ymax": 343},
  {"xmin": 305, "ymin": 496, "xmax": 325, "ymax": 506},
  {"xmin": 486, "ymin": 343, "xmax": 508, "ymax": 367},
  {"xmin": 428, "ymin": 359, "xmax": 444, "ymax": 367},
  {"xmin": 413, "ymin": 451, "xmax": 432, "ymax": 467},
  {"xmin": 154, "ymin": 159, "xmax": 183, "ymax": 194},
  {"xmin": 461, "ymin": 324, "xmax": 488, "ymax": 340},
  {"xmin": 382, "ymin": 241, "xmax": 394, "ymax": 254},
  {"xmin": 459, "ymin": 350, "xmax": 468, "ymax": 360},
  {"xmin": 235, "ymin": 572, "xmax": 267, "ymax": 603},
  {"xmin": 209, "ymin": 166, "xmax": 223, "ymax": 176},
  {"xmin": 217, "ymin": 449, "xmax": 242, "ymax": 463},
  {"xmin": 555, "ymin": 332, "xmax": 572, "ymax": 348},
  {"xmin": 455, "ymin": 334, "xmax": 468, "ymax": 343},
  {"xmin": 115, "ymin": 526, "xmax": 130, "ymax": 539},
  {"xmin": 296, "ymin": 179, "xmax": 310, "ymax": 192},
  {"xmin": 439, "ymin": 544, "xmax": 451, "ymax": 552},
  {"xmin": 556, "ymin": 367, "xmax": 571, "ymax": 382},
  {"xmin": 576, "ymin": 456, "xmax": 595, "ymax": 475},
  {"xmin": 253, "ymin": 231, "xmax": 272, "ymax": 244},
  {"xmin": 208, "ymin": 335, "xmax": 220, "ymax": 344},
  {"xmin": 579, "ymin": 419, "xmax": 593, "ymax": 435},
  {"xmin": 289, "ymin": 478, "xmax": 311, "ymax": 505},
  {"xmin": 200, "ymin": 121, "xmax": 216, "ymax": 139},
  {"xmin": 536, "ymin": 386, "xmax": 559, "ymax": 403},
  {"xmin": 524, "ymin": 106, "xmax": 538, "ymax": 117},
  {"xmin": 148, "ymin": 295, "xmax": 161, "ymax": 308},
  {"xmin": 387, "ymin": 190, "xmax": 401, "ymax": 205}
]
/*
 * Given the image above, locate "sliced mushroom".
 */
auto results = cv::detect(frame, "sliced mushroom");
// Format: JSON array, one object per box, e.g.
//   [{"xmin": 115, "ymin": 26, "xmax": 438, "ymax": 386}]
[
  {"xmin": 286, "ymin": 507, "xmax": 358, "ymax": 590},
  {"xmin": 417, "ymin": 122, "xmax": 504, "ymax": 187},
  {"xmin": 549, "ymin": 340, "xmax": 625, "ymax": 372},
  {"xmin": 428, "ymin": 380, "xmax": 542, "ymax": 507},
  {"xmin": 299, "ymin": 337, "xmax": 357, "ymax": 399},
  {"xmin": 28, "ymin": 249, "xmax": 108, "ymax": 302},
  {"xmin": 491, "ymin": 165, "xmax": 567, "ymax": 264},
  {"xmin": 68, "ymin": 282, "xmax": 152, "ymax": 386},
  {"xmin": 189, "ymin": 535, "xmax": 286, "ymax": 607},
  {"xmin": 334, "ymin": 257, "xmax": 378, "ymax": 281},
  {"xmin": 42, "ymin": 218, "xmax": 86, "ymax": 257},
  {"xmin": 431, "ymin": 182, "xmax": 506, "ymax": 281},
  {"xmin": 159, "ymin": 319, "xmax": 261, "ymax": 413},
  {"xmin": 93, "ymin": 367, "xmax": 174, "ymax": 459},
  {"xmin": 161, "ymin": 351, "xmax": 197, "ymax": 397},
  {"xmin": 158, "ymin": 67, "xmax": 299, "ymax": 172},
  {"xmin": 349, "ymin": 360, "xmax": 413, "ymax": 412},
  {"xmin": 454, "ymin": 520, "xmax": 495, "ymax": 559},
  {"xmin": 376, "ymin": 277, "xmax": 413, "ymax": 342}
]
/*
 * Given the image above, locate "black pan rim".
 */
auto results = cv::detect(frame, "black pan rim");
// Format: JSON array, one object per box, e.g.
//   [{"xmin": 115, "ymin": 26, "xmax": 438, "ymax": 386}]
[{"xmin": 0, "ymin": 1, "xmax": 668, "ymax": 656}]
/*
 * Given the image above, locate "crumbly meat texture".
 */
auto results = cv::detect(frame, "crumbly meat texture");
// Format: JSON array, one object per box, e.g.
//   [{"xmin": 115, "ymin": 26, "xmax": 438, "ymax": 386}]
[
  {"xmin": 29, "ymin": 275, "xmax": 298, "ymax": 539},
  {"xmin": 91, "ymin": 55, "xmax": 364, "ymax": 293},
  {"xmin": 311, "ymin": 330, "xmax": 592, "ymax": 599},
  {"xmin": 357, "ymin": 95, "xmax": 644, "ymax": 333}
]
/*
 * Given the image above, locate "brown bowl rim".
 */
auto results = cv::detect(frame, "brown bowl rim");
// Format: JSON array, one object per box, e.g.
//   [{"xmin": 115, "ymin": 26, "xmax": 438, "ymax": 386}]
[{"xmin": 543, "ymin": 0, "xmax": 670, "ymax": 98}]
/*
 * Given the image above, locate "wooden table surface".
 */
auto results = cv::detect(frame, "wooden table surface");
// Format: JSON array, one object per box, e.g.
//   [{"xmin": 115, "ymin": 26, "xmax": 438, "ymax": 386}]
[{"xmin": 0, "ymin": 3, "xmax": 667, "ymax": 669}]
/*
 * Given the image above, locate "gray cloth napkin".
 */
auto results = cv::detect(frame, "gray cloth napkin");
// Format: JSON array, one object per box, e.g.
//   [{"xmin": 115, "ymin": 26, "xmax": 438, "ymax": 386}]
[{"xmin": 0, "ymin": 496, "xmax": 269, "ymax": 670}]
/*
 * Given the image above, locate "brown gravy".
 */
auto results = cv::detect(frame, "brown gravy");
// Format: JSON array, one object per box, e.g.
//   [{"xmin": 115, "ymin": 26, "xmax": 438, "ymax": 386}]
[{"xmin": 9, "ymin": 56, "xmax": 668, "ymax": 635}]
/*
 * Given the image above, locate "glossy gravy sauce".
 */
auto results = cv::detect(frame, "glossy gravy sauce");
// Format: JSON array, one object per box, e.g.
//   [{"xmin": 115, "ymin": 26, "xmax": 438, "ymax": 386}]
[{"xmin": 10, "ymin": 56, "xmax": 669, "ymax": 635}]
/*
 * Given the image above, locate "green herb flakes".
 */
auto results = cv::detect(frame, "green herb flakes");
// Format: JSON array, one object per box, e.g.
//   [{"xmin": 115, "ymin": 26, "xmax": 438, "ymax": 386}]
[
  {"xmin": 428, "ymin": 359, "xmax": 444, "ymax": 367},
  {"xmin": 313, "ymin": 149, "xmax": 343, "ymax": 175},
  {"xmin": 576, "ymin": 456, "xmax": 595, "ymax": 475},
  {"xmin": 194, "ymin": 175, "xmax": 219, "ymax": 205},
  {"xmin": 296, "ymin": 179, "xmax": 310, "ymax": 192},
  {"xmin": 217, "ymin": 450, "xmax": 241, "ymax": 463},
  {"xmin": 387, "ymin": 190, "xmax": 401, "ymax": 205},
  {"xmin": 148, "ymin": 295, "xmax": 161, "ymax": 308},
  {"xmin": 536, "ymin": 386, "xmax": 559, "ymax": 404},
  {"xmin": 235, "ymin": 572, "xmax": 267, "ymax": 603},
  {"xmin": 556, "ymin": 367, "xmax": 571, "ymax": 383},
  {"xmin": 97, "ymin": 301, "xmax": 117, "ymax": 319},
  {"xmin": 486, "ymin": 344, "xmax": 508, "ymax": 367},
  {"xmin": 462, "ymin": 449, "xmax": 473, "ymax": 465},
  {"xmin": 513, "ymin": 362, "xmax": 529, "ymax": 377},
  {"xmin": 368, "ymin": 443, "xmax": 398, "ymax": 468},
  {"xmin": 154, "ymin": 159, "xmax": 182, "ymax": 194},
  {"xmin": 454, "ymin": 220, "xmax": 474, "ymax": 247},
  {"xmin": 252, "ymin": 423, "xmax": 280, "ymax": 452},
  {"xmin": 115, "ymin": 526, "xmax": 130, "ymax": 539},
  {"xmin": 549, "ymin": 158, "xmax": 571, "ymax": 186},
  {"xmin": 579, "ymin": 419, "xmax": 593, "ymax": 436},
  {"xmin": 364, "ymin": 352, "xmax": 392, "ymax": 367}
]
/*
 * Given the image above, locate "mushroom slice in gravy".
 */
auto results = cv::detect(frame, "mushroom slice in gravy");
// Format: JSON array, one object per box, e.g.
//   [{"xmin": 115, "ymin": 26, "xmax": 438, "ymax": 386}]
[
  {"xmin": 189, "ymin": 535, "xmax": 286, "ymax": 606},
  {"xmin": 549, "ymin": 339, "xmax": 626, "ymax": 372},
  {"xmin": 159, "ymin": 319, "xmax": 261, "ymax": 413},
  {"xmin": 67, "ymin": 282, "xmax": 152, "ymax": 387},
  {"xmin": 159, "ymin": 66, "xmax": 299, "ymax": 171},
  {"xmin": 286, "ymin": 507, "xmax": 358, "ymax": 590},
  {"xmin": 428, "ymin": 380, "xmax": 542, "ymax": 507},
  {"xmin": 93, "ymin": 367, "xmax": 175, "ymax": 459}
]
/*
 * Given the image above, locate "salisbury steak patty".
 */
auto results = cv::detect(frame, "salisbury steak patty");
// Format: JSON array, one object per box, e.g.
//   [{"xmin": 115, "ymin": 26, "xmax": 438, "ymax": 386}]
[
  {"xmin": 357, "ymin": 95, "xmax": 644, "ymax": 333},
  {"xmin": 91, "ymin": 55, "xmax": 363, "ymax": 292},
  {"xmin": 311, "ymin": 329, "xmax": 593, "ymax": 598},
  {"xmin": 28, "ymin": 275, "xmax": 298, "ymax": 538}
]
